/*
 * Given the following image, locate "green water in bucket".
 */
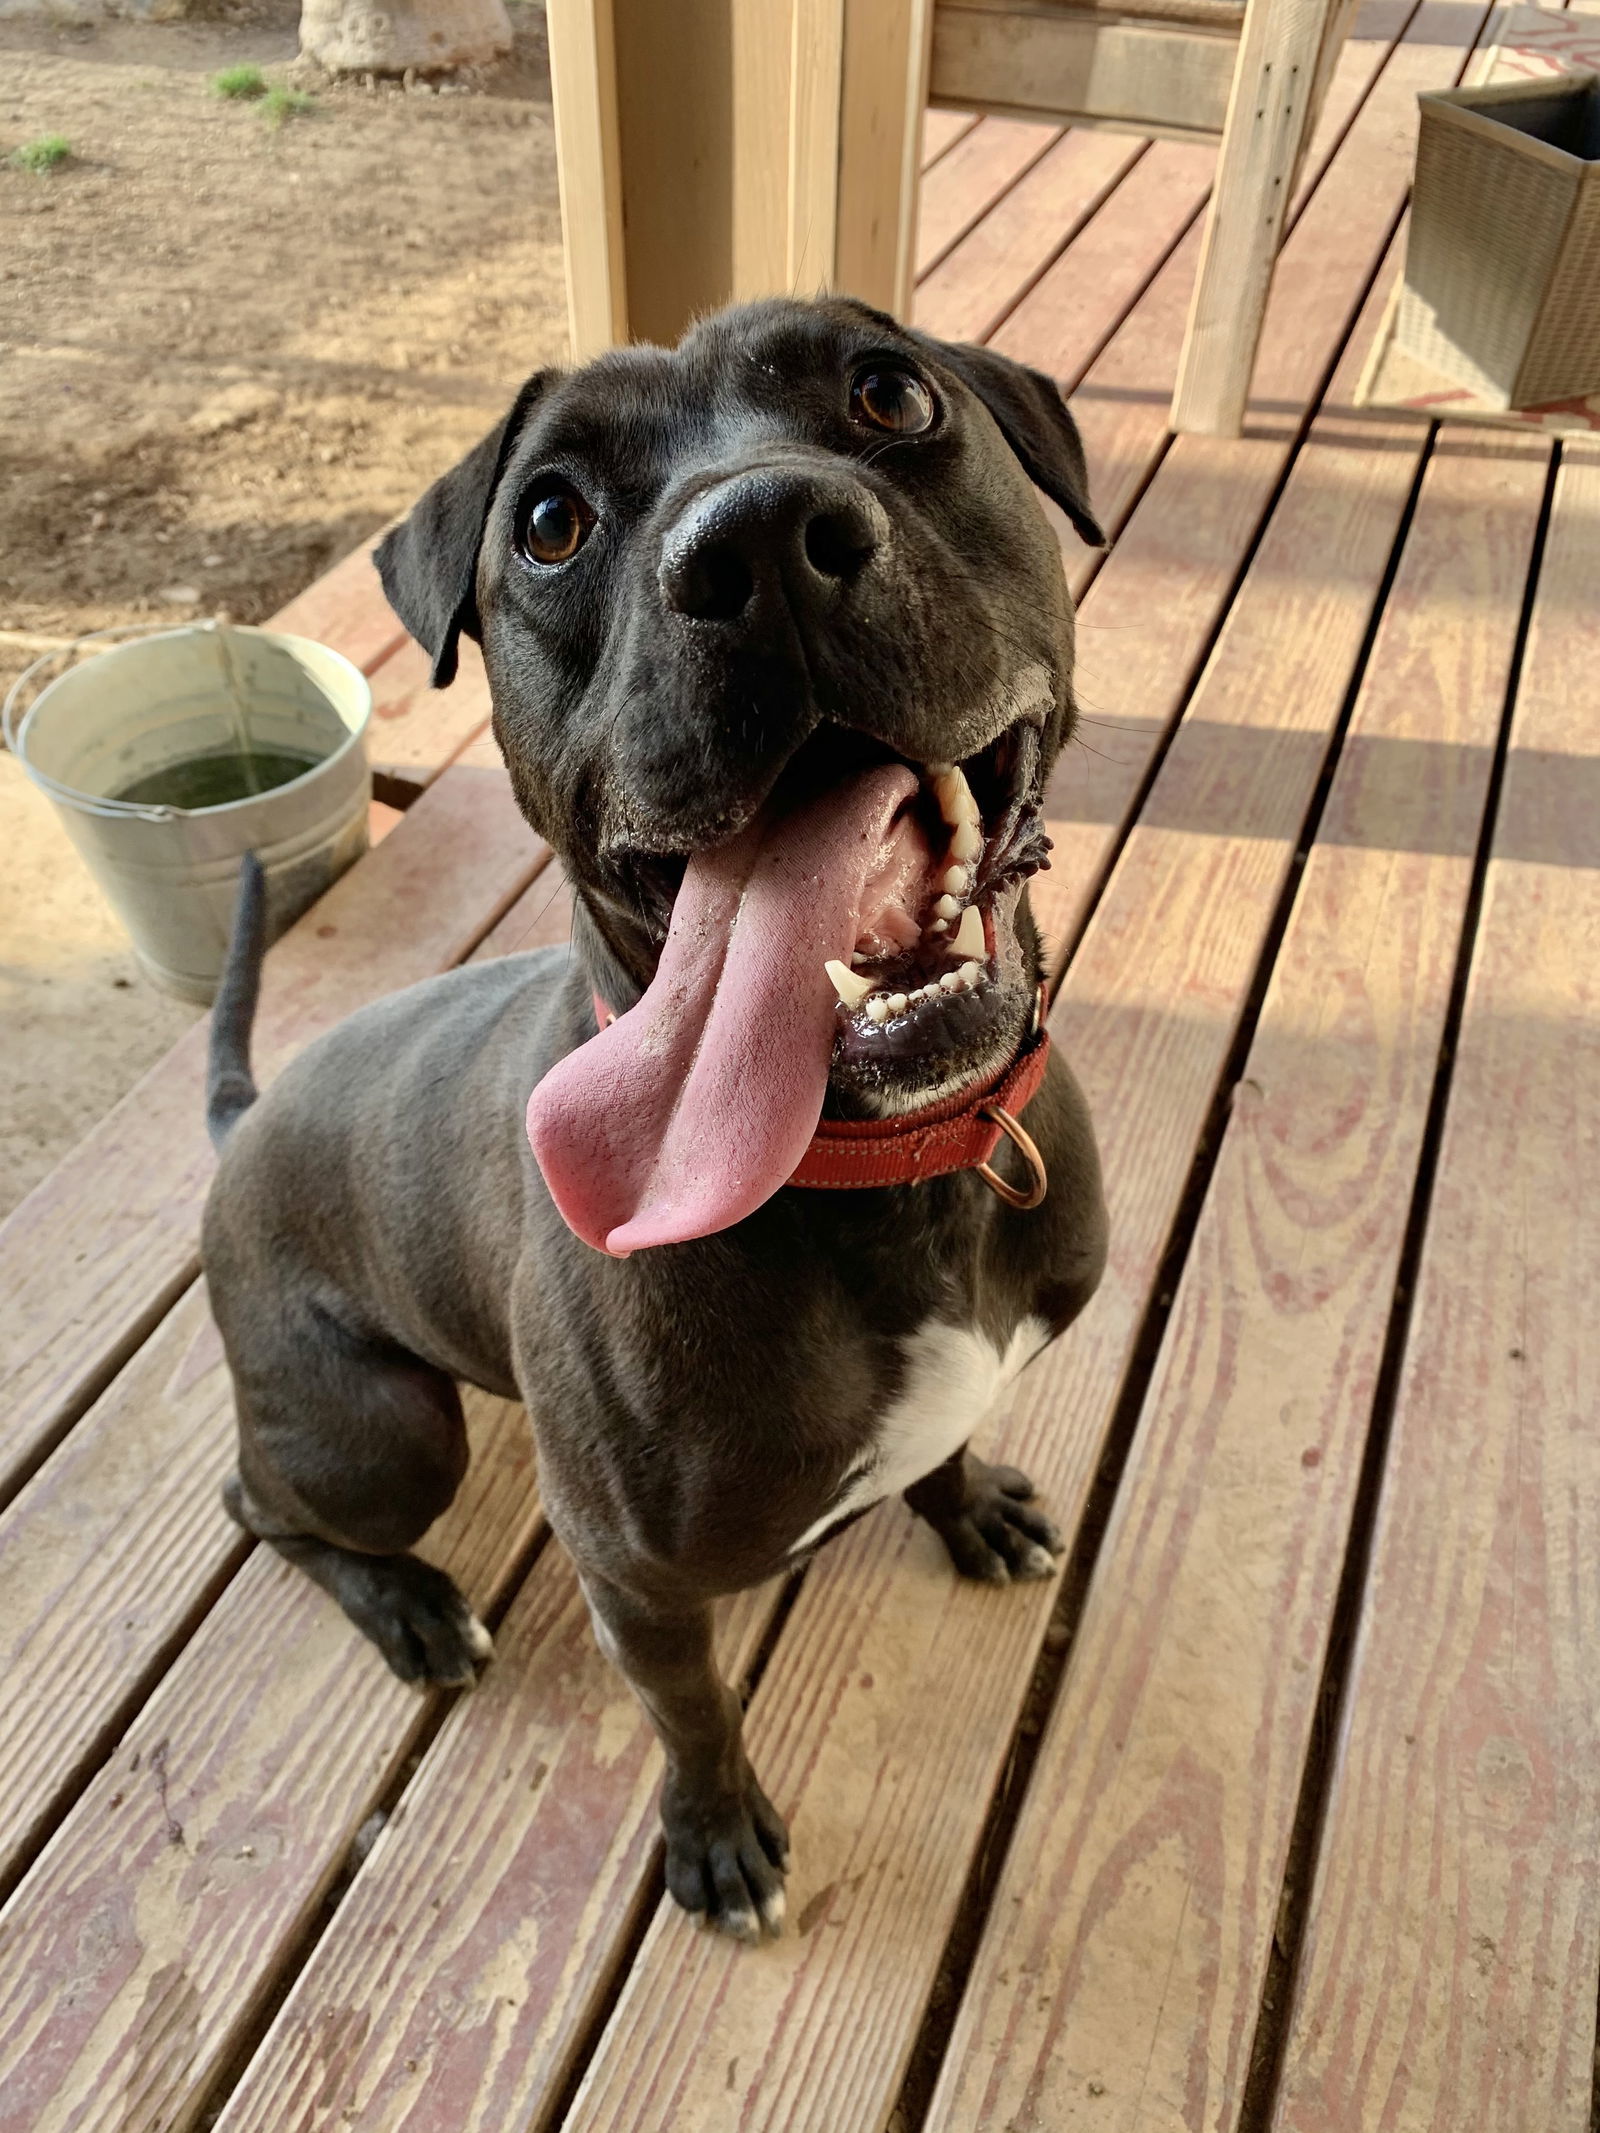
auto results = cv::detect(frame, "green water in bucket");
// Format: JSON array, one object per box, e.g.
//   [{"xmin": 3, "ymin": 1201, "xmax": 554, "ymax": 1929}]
[{"xmin": 113, "ymin": 745, "xmax": 323, "ymax": 811}]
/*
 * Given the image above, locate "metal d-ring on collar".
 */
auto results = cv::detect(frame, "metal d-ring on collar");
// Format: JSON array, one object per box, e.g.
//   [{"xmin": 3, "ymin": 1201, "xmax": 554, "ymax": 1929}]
[
  {"xmin": 977, "ymin": 981, "xmax": 1050, "ymax": 1210},
  {"xmin": 976, "ymin": 1102, "xmax": 1049, "ymax": 1211}
]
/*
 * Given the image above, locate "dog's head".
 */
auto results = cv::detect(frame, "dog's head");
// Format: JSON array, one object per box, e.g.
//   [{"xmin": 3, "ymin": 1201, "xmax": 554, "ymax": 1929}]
[{"xmin": 378, "ymin": 296, "xmax": 1101, "ymax": 1255}]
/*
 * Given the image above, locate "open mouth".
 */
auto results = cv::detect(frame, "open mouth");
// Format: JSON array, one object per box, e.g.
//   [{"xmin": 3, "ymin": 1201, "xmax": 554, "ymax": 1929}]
[
  {"xmin": 805, "ymin": 722, "xmax": 1049, "ymax": 1098},
  {"xmin": 528, "ymin": 711, "xmax": 1051, "ymax": 1256}
]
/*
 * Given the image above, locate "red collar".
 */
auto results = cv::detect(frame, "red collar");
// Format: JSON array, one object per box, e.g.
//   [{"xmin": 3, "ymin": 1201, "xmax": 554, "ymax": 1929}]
[{"xmin": 591, "ymin": 984, "xmax": 1052, "ymax": 1209}]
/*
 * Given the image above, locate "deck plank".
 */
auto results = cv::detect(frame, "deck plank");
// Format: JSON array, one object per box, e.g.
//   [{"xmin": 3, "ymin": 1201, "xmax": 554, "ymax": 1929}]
[
  {"xmin": 362, "ymin": 636, "xmax": 493, "ymax": 782},
  {"xmin": 1269, "ymin": 443, "xmax": 1600, "ymax": 2133},
  {"xmin": 914, "ymin": 116, "xmax": 1064, "ymax": 277},
  {"xmin": 266, "ymin": 531, "xmax": 407, "ymax": 676},
  {"xmin": 207, "ymin": 1568, "xmax": 782, "ymax": 2133},
  {"xmin": 913, "ymin": 129, "xmax": 1150, "ymax": 345},
  {"xmin": 923, "ymin": 426, "xmax": 1552, "ymax": 2133},
  {"xmin": 0, "ymin": 753, "xmax": 544, "ymax": 1504},
  {"xmin": 921, "ymin": 106, "xmax": 980, "ymax": 167},
  {"xmin": 0, "ymin": 1389, "xmax": 541, "ymax": 2133}
]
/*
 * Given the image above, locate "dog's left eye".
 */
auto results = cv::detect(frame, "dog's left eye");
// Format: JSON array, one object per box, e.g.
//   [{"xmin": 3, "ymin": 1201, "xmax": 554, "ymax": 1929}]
[
  {"xmin": 518, "ymin": 485, "xmax": 595, "ymax": 567},
  {"xmin": 850, "ymin": 366, "xmax": 936, "ymax": 436}
]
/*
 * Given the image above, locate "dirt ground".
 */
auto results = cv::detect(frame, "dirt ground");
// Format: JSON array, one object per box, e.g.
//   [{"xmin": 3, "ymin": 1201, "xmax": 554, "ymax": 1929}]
[{"xmin": 0, "ymin": 0, "xmax": 568, "ymax": 1213}]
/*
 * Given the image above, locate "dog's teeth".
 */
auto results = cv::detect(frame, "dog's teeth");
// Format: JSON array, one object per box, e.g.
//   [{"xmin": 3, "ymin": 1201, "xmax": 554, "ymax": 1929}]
[
  {"xmin": 926, "ymin": 917, "xmax": 948, "ymax": 937},
  {"xmin": 933, "ymin": 894, "xmax": 962, "ymax": 921},
  {"xmin": 850, "ymin": 950, "xmax": 868, "ymax": 968},
  {"xmin": 939, "ymin": 969, "xmax": 965, "ymax": 993},
  {"xmin": 864, "ymin": 995, "xmax": 891, "ymax": 1024},
  {"xmin": 885, "ymin": 993, "xmax": 908, "ymax": 1017},
  {"xmin": 825, "ymin": 958, "xmax": 876, "ymax": 1010},
  {"xmin": 958, "ymin": 959, "xmax": 983, "ymax": 986},
  {"xmin": 950, "ymin": 905, "xmax": 986, "ymax": 959},
  {"xmin": 950, "ymin": 821, "xmax": 984, "ymax": 865},
  {"xmin": 927, "ymin": 759, "xmax": 955, "ymax": 777},
  {"xmin": 934, "ymin": 762, "xmax": 982, "ymax": 830},
  {"xmin": 942, "ymin": 865, "xmax": 969, "ymax": 897}
]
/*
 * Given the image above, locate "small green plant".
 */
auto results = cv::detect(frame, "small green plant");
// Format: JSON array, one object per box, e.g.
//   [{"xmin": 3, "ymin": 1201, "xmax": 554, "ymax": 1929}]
[
  {"xmin": 261, "ymin": 84, "xmax": 315, "ymax": 129},
  {"xmin": 11, "ymin": 134, "xmax": 72, "ymax": 172},
  {"xmin": 212, "ymin": 63, "xmax": 267, "ymax": 100}
]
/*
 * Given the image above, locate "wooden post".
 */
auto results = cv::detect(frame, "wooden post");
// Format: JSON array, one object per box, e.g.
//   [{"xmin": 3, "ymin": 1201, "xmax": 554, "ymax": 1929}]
[
  {"xmin": 1168, "ymin": 0, "xmax": 1345, "ymax": 435},
  {"xmin": 546, "ymin": 0, "xmax": 932, "ymax": 359}
]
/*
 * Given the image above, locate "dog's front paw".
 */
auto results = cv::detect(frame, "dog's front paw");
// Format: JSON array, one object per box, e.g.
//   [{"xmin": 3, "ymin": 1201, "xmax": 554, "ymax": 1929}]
[
  {"xmin": 911, "ymin": 1453, "xmax": 1064, "ymax": 1585},
  {"xmin": 661, "ymin": 1767, "xmax": 790, "ymax": 1942}
]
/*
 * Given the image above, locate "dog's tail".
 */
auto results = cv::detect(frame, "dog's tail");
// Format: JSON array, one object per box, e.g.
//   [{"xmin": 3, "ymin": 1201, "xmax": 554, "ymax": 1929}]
[{"xmin": 206, "ymin": 852, "xmax": 267, "ymax": 1151}]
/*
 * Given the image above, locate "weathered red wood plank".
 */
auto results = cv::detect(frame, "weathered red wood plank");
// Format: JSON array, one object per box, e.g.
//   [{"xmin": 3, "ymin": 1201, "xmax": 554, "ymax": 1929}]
[
  {"xmin": 206, "ymin": 1567, "xmax": 781, "ymax": 2133},
  {"xmin": 925, "ymin": 426, "xmax": 1551, "ymax": 2133},
  {"xmin": 266, "ymin": 530, "xmax": 408, "ymax": 676},
  {"xmin": 914, "ymin": 115, "xmax": 1063, "ymax": 277},
  {"xmin": 913, "ymin": 129, "xmax": 1150, "ymax": 345},
  {"xmin": 0, "ymin": 1284, "xmax": 239, "ymax": 1891},
  {"xmin": 1269, "ymin": 441, "xmax": 1600, "ymax": 2133},
  {"xmin": 921, "ymin": 106, "xmax": 980, "ymax": 167},
  {"xmin": 0, "ymin": 1388, "xmax": 542, "ymax": 2133},
  {"xmin": 991, "ymin": 139, "xmax": 1216, "ymax": 400},
  {"xmin": 0, "ymin": 754, "xmax": 546, "ymax": 1502},
  {"xmin": 362, "ymin": 636, "xmax": 493, "ymax": 782},
  {"xmin": 472, "ymin": 855, "xmax": 575, "ymax": 961}
]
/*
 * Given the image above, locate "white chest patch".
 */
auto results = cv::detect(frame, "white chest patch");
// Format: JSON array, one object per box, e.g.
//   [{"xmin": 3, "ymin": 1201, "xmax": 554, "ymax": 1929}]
[{"xmin": 790, "ymin": 1314, "xmax": 1051, "ymax": 1555}]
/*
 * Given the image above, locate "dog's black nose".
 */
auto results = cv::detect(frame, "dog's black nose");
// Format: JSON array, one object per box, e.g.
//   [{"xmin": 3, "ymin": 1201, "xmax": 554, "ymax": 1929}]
[{"xmin": 659, "ymin": 468, "xmax": 884, "ymax": 625}]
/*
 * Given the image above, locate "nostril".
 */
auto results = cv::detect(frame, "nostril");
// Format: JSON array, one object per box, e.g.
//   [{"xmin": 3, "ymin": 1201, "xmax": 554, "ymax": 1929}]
[
  {"xmin": 666, "ymin": 541, "xmax": 755, "ymax": 623},
  {"xmin": 804, "ymin": 507, "xmax": 876, "ymax": 584}
]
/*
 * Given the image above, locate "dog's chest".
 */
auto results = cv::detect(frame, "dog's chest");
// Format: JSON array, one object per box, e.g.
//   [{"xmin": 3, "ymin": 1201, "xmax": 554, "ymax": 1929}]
[{"xmin": 790, "ymin": 1314, "xmax": 1048, "ymax": 1554}]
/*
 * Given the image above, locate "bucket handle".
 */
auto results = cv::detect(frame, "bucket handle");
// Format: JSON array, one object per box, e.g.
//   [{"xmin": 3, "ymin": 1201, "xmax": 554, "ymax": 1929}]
[{"xmin": 3, "ymin": 620, "xmax": 230, "ymax": 821}]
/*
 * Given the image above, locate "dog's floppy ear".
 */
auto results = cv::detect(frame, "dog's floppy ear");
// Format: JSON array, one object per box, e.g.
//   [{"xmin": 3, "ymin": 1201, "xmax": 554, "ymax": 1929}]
[
  {"xmin": 915, "ymin": 335, "xmax": 1105, "ymax": 548},
  {"xmin": 375, "ymin": 370, "xmax": 557, "ymax": 688}
]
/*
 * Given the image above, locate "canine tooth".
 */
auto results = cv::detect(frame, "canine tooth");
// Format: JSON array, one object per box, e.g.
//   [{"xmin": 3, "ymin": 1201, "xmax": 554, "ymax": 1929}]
[
  {"xmin": 886, "ymin": 993, "xmax": 908, "ymax": 1017},
  {"xmin": 933, "ymin": 763, "xmax": 982, "ymax": 830},
  {"xmin": 864, "ymin": 995, "xmax": 891, "ymax": 1024},
  {"xmin": 950, "ymin": 905, "xmax": 986, "ymax": 959},
  {"xmin": 959, "ymin": 959, "xmax": 983, "ymax": 985},
  {"xmin": 942, "ymin": 865, "xmax": 969, "ymax": 896},
  {"xmin": 933, "ymin": 894, "xmax": 961, "ymax": 921},
  {"xmin": 825, "ymin": 958, "xmax": 875, "ymax": 1010},
  {"xmin": 950, "ymin": 820, "xmax": 983, "ymax": 865}
]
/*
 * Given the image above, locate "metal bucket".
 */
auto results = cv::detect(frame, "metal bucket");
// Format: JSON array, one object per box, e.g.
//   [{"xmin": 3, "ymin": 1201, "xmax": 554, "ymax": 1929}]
[{"xmin": 4, "ymin": 621, "xmax": 372, "ymax": 1003}]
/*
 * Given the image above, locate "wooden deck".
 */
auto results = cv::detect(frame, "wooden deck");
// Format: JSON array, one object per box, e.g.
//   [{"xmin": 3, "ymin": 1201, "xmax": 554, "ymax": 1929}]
[{"xmin": 2, "ymin": 8, "xmax": 1596, "ymax": 2127}]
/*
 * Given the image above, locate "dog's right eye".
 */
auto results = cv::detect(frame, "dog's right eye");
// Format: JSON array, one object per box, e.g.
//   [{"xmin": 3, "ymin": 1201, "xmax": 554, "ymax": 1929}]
[{"xmin": 518, "ymin": 485, "xmax": 595, "ymax": 567}]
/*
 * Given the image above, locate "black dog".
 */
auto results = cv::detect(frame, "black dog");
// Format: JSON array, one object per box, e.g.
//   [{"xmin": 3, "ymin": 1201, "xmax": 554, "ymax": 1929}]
[{"xmin": 202, "ymin": 296, "xmax": 1108, "ymax": 1941}]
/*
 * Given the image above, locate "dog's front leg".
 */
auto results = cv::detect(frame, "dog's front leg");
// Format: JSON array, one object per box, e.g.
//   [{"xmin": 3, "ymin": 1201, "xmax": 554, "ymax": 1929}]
[{"xmin": 581, "ymin": 1572, "xmax": 789, "ymax": 1940}]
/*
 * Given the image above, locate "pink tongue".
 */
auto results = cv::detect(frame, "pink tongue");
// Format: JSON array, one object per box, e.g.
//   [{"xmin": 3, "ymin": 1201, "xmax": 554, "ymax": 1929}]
[{"xmin": 527, "ymin": 762, "xmax": 921, "ymax": 1255}]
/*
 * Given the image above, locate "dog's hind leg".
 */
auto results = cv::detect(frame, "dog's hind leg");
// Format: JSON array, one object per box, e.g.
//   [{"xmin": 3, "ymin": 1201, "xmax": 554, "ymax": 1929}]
[{"xmin": 221, "ymin": 1316, "xmax": 491, "ymax": 1687}]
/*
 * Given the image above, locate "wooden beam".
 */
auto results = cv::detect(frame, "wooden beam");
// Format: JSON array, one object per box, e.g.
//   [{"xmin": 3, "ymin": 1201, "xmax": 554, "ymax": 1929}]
[
  {"xmin": 1169, "ymin": 0, "xmax": 1346, "ymax": 434},
  {"xmin": 546, "ymin": 0, "xmax": 629, "ymax": 358},
  {"xmin": 931, "ymin": 2, "xmax": 1240, "ymax": 136}
]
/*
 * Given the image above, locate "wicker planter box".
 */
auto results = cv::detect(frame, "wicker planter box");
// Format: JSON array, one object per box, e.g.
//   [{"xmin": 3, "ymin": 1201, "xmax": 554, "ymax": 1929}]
[{"xmin": 1396, "ymin": 71, "xmax": 1600, "ymax": 408}]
